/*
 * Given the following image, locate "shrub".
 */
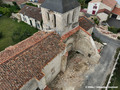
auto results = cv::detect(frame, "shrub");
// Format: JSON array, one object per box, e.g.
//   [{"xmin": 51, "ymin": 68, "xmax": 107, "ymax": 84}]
[
  {"xmin": 25, "ymin": 3, "xmax": 37, "ymax": 7},
  {"xmin": 12, "ymin": 28, "xmax": 33, "ymax": 43},
  {"xmin": 0, "ymin": 7, "xmax": 11, "ymax": 16},
  {"xmin": 114, "ymin": 47, "xmax": 120, "ymax": 59},
  {"xmin": 94, "ymin": 18, "xmax": 99, "ymax": 25},
  {"xmin": 108, "ymin": 26, "xmax": 120, "ymax": 34},
  {"xmin": 117, "ymin": 36, "xmax": 120, "ymax": 40}
]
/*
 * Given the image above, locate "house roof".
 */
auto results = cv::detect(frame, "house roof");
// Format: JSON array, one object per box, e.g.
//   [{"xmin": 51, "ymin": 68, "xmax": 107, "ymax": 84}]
[
  {"xmin": 19, "ymin": 5, "xmax": 42, "ymax": 21},
  {"xmin": 90, "ymin": 0, "xmax": 102, "ymax": 3},
  {"xmin": 41, "ymin": 0, "xmax": 80, "ymax": 13},
  {"xmin": 112, "ymin": 7, "xmax": 120, "ymax": 15},
  {"xmin": 38, "ymin": 0, "xmax": 45, "ymax": 3},
  {"xmin": 0, "ymin": 31, "xmax": 65, "ymax": 90},
  {"xmin": 4, "ymin": 0, "xmax": 28, "ymax": 5},
  {"xmin": 97, "ymin": 9, "xmax": 111, "ymax": 14},
  {"xmin": 90, "ymin": 0, "xmax": 117, "ymax": 9},
  {"xmin": 102, "ymin": 0, "xmax": 117, "ymax": 9},
  {"xmin": 79, "ymin": 16, "xmax": 94, "ymax": 31}
]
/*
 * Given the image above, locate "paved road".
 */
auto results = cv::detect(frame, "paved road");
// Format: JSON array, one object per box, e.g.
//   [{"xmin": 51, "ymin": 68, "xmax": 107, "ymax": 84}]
[{"xmin": 77, "ymin": 28, "xmax": 120, "ymax": 90}]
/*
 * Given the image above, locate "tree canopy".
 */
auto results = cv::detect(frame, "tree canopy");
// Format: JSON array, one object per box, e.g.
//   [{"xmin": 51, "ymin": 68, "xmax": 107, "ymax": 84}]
[{"xmin": 0, "ymin": 0, "xmax": 3, "ymax": 6}]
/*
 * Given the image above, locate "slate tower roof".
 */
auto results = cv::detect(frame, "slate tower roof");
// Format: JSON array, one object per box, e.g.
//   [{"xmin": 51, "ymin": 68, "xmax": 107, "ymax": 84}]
[{"xmin": 41, "ymin": 0, "xmax": 80, "ymax": 13}]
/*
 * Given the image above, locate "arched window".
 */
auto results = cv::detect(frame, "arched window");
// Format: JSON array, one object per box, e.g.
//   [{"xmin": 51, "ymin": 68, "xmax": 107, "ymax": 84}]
[
  {"xmin": 36, "ymin": 87, "xmax": 40, "ymax": 90},
  {"xmin": 47, "ymin": 12, "xmax": 50, "ymax": 21},
  {"xmin": 72, "ymin": 9, "xmax": 77, "ymax": 22},
  {"xmin": 67, "ymin": 14, "xmax": 70, "ymax": 24},
  {"xmin": 72, "ymin": 11, "xmax": 75, "ymax": 22},
  {"xmin": 53, "ymin": 14, "xmax": 56, "ymax": 27}
]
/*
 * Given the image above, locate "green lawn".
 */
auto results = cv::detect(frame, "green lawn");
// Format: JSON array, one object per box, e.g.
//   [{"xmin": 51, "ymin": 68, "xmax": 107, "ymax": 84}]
[{"xmin": 0, "ymin": 16, "xmax": 38, "ymax": 51}]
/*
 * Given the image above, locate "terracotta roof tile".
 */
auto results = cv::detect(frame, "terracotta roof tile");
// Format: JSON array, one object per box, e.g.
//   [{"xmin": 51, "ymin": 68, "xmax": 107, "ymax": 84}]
[
  {"xmin": 97, "ymin": 9, "xmax": 111, "ymax": 14},
  {"xmin": 0, "ymin": 31, "xmax": 65, "ymax": 90},
  {"xmin": 90, "ymin": 0, "xmax": 102, "ymax": 3},
  {"xmin": 4, "ymin": 0, "xmax": 28, "ymax": 5},
  {"xmin": 19, "ymin": 5, "xmax": 42, "ymax": 21},
  {"xmin": 38, "ymin": 0, "xmax": 45, "ymax": 3},
  {"xmin": 61, "ymin": 26, "xmax": 80, "ymax": 41},
  {"xmin": 102, "ymin": 0, "xmax": 117, "ymax": 9},
  {"xmin": 112, "ymin": 7, "xmax": 120, "ymax": 15},
  {"xmin": 90, "ymin": 0, "xmax": 117, "ymax": 9}
]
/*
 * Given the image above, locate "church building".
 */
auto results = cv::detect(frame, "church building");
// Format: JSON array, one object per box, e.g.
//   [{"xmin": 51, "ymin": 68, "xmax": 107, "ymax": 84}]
[{"xmin": 0, "ymin": 0, "xmax": 100, "ymax": 90}]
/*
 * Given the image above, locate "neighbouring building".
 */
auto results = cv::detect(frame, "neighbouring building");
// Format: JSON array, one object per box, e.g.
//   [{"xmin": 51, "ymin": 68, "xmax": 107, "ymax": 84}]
[
  {"xmin": 3, "ymin": 0, "xmax": 28, "ymax": 8},
  {"xmin": 0, "ymin": 0, "xmax": 100, "ymax": 90},
  {"xmin": 97, "ymin": 9, "xmax": 111, "ymax": 23},
  {"xmin": 111, "ymin": 7, "xmax": 120, "ymax": 20},
  {"xmin": 87, "ymin": 0, "xmax": 117, "ymax": 15},
  {"xmin": 19, "ymin": 5, "xmax": 43, "ymax": 30},
  {"xmin": 28, "ymin": 0, "xmax": 45, "ymax": 8}
]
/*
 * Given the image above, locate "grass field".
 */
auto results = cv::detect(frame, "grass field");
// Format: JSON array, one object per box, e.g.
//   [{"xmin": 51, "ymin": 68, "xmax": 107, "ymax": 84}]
[{"xmin": 0, "ymin": 16, "xmax": 38, "ymax": 51}]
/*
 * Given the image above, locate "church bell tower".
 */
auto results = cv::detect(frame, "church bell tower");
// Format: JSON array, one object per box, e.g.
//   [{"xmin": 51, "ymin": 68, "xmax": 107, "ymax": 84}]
[{"xmin": 41, "ymin": 0, "xmax": 81, "ymax": 36}]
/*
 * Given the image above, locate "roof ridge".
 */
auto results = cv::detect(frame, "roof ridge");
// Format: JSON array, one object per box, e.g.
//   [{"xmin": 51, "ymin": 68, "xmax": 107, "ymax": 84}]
[{"xmin": 0, "ymin": 31, "xmax": 54, "ymax": 65}]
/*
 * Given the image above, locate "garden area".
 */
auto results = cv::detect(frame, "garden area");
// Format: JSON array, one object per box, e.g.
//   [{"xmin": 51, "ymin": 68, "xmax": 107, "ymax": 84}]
[
  {"xmin": 0, "ymin": 16, "xmax": 38, "ymax": 51},
  {"xmin": 108, "ymin": 48, "xmax": 120, "ymax": 90},
  {"xmin": 108, "ymin": 56, "xmax": 120, "ymax": 90},
  {"xmin": 108, "ymin": 27, "xmax": 120, "ymax": 34},
  {"xmin": 0, "ymin": 1, "xmax": 20, "ymax": 16}
]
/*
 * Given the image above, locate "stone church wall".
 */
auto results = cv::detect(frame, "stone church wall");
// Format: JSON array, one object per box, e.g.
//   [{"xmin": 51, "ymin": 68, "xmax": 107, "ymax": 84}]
[{"xmin": 42, "ymin": 51, "xmax": 64, "ymax": 84}]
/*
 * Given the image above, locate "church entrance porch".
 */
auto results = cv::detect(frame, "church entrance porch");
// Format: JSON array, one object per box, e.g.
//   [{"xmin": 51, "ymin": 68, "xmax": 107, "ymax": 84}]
[{"xmin": 48, "ymin": 52, "xmax": 95, "ymax": 90}]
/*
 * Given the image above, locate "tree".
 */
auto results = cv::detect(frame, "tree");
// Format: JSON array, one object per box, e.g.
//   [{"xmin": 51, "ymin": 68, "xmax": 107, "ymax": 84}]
[
  {"xmin": 0, "ymin": 0, "xmax": 3, "ymax": 6},
  {"xmin": 78, "ymin": 0, "xmax": 86, "ymax": 8},
  {"xmin": 85, "ymin": 0, "xmax": 91, "ymax": 4},
  {"xmin": 0, "ymin": 7, "xmax": 11, "ymax": 16}
]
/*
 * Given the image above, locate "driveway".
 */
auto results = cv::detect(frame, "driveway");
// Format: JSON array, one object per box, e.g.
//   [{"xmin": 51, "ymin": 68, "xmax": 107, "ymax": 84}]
[
  {"xmin": 77, "ymin": 28, "xmax": 120, "ymax": 90},
  {"xmin": 107, "ymin": 18, "xmax": 120, "ymax": 28}
]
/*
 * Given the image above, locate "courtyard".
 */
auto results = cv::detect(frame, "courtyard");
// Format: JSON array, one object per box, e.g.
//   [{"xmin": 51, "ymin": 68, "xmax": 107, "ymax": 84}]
[
  {"xmin": 0, "ymin": 16, "xmax": 38, "ymax": 51},
  {"xmin": 49, "ymin": 52, "xmax": 96, "ymax": 90}
]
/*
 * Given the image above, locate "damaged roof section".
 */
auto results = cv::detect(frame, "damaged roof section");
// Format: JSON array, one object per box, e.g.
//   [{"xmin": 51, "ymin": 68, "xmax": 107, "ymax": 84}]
[
  {"xmin": 0, "ymin": 31, "xmax": 65, "ymax": 90},
  {"xmin": 79, "ymin": 16, "xmax": 94, "ymax": 31}
]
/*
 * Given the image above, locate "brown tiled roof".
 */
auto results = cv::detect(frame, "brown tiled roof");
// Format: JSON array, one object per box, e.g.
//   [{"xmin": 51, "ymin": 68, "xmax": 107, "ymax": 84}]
[
  {"xmin": 19, "ymin": 5, "xmax": 42, "ymax": 21},
  {"xmin": 90, "ymin": 0, "xmax": 117, "ymax": 9},
  {"xmin": 90, "ymin": 0, "xmax": 102, "ymax": 3},
  {"xmin": 79, "ymin": 16, "xmax": 94, "ymax": 31},
  {"xmin": 61, "ymin": 25, "xmax": 91, "ymax": 41},
  {"xmin": 112, "ymin": 7, "xmax": 120, "ymax": 15},
  {"xmin": 38, "ymin": 0, "xmax": 45, "ymax": 3},
  {"xmin": 4, "ymin": 0, "xmax": 28, "ymax": 5},
  {"xmin": 102, "ymin": 0, "xmax": 117, "ymax": 9},
  {"xmin": 0, "ymin": 31, "xmax": 65, "ymax": 90},
  {"xmin": 97, "ymin": 9, "xmax": 111, "ymax": 14},
  {"xmin": 61, "ymin": 26, "xmax": 80, "ymax": 41}
]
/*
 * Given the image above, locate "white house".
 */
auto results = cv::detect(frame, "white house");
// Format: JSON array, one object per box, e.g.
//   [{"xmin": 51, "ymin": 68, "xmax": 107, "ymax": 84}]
[
  {"xmin": 19, "ymin": 5, "xmax": 43, "ymax": 30},
  {"xmin": 87, "ymin": 0, "xmax": 117, "ymax": 15}
]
